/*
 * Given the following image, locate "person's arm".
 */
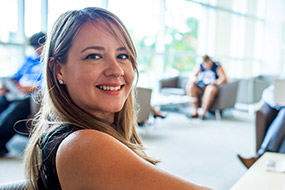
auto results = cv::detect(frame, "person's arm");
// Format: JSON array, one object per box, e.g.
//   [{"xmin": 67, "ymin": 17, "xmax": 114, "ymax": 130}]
[
  {"xmin": 215, "ymin": 66, "xmax": 227, "ymax": 85},
  {"xmin": 189, "ymin": 65, "xmax": 201, "ymax": 84},
  {"xmin": 16, "ymin": 84, "xmax": 39, "ymax": 95},
  {"xmin": 56, "ymin": 130, "xmax": 211, "ymax": 190}
]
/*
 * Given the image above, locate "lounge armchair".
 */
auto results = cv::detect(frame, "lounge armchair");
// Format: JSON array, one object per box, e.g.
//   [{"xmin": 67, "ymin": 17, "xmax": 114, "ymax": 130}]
[{"xmin": 159, "ymin": 75, "xmax": 239, "ymax": 119}]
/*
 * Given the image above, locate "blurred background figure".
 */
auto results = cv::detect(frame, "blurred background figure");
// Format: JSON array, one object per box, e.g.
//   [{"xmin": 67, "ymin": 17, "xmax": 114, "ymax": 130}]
[
  {"xmin": 186, "ymin": 55, "xmax": 227, "ymax": 120},
  {"xmin": 238, "ymin": 85, "xmax": 285, "ymax": 168},
  {"xmin": 0, "ymin": 32, "xmax": 46, "ymax": 157}
]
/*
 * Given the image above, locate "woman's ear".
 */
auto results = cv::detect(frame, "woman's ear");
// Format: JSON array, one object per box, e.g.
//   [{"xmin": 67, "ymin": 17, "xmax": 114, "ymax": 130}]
[
  {"xmin": 48, "ymin": 57, "xmax": 64, "ymax": 82},
  {"xmin": 55, "ymin": 63, "xmax": 64, "ymax": 82},
  {"xmin": 48, "ymin": 57, "xmax": 56, "ymax": 72}
]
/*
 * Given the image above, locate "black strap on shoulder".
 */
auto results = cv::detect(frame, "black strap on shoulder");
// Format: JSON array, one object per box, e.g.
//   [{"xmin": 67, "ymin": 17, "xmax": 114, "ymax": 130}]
[{"xmin": 37, "ymin": 124, "xmax": 82, "ymax": 190}]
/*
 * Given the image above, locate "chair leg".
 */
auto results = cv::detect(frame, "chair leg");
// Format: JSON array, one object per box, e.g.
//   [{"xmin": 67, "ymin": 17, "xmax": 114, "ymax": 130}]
[{"xmin": 215, "ymin": 110, "xmax": 222, "ymax": 120}]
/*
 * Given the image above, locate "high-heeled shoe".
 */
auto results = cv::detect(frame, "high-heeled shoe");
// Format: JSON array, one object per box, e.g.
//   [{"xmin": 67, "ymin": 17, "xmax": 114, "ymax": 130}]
[
  {"xmin": 153, "ymin": 113, "xmax": 167, "ymax": 119},
  {"xmin": 237, "ymin": 154, "xmax": 259, "ymax": 169}
]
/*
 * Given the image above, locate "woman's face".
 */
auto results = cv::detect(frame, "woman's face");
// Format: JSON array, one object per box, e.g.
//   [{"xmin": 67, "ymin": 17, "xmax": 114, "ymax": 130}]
[
  {"xmin": 203, "ymin": 60, "xmax": 213, "ymax": 69},
  {"xmin": 57, "ymin": 21, "xmax": 134, "ymax": 123}
]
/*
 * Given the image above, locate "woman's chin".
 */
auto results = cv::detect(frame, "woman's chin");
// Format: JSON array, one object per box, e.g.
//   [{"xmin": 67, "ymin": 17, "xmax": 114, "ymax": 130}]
[{"xmin": 104, "ymin": 105, "xmax": 124, "ymax": 113}]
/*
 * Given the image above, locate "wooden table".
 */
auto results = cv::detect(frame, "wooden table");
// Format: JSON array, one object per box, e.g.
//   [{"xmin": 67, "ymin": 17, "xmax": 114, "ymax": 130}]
[{"xmin": 230, "ymin": 152, "xmax": 285, "ymax": 190}]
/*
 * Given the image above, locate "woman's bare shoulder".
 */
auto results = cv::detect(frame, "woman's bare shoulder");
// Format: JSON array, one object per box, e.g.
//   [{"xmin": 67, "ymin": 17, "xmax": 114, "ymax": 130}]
[
  {"xmin": 55, "ymin": 129, "xmax": 143, "ymax": 189},
  {"xmin": 55, "ymin": 129, "xmax": 209, "ymax": 190},
  {"xmin": 56, "ymin": 129, "xmax": 130, "ymax": 166},
  {"xmin": 59, "ymin": 128, "xmax": 119, "ymax": 149}
]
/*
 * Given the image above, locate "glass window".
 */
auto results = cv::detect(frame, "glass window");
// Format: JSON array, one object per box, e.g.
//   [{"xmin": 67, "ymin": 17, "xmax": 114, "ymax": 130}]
[
  {"xmin": 256, "ymin": 0, "xmax": 265, "ymax": 19},
  {"xmin": 0, "ymin": 0, "xmax": 270, "ymax": 80},
  {"xmin": 25, "ymin": 0, "xmax": 42, "ymax": 37},
  {"xmin": 233, "ymin": 0, "xmax": 247, "ymax": 14},
  {"xmin": 0, "ymin": 0, "xmax": 19, "ymax": 43},
  {"xmin": 0, "ymin": 0, "xmax": 24, "ymax": 77},
  {"xmin": 0, "ymin": 45, "xmax": 23, "ymax": 77},
  {"xmin": 165, "ymin": 0, "xmax": 201, "ymax": 74},
  {"xmin": 48, "ymin": 0, "xmax": 102, "ymax": 31}
]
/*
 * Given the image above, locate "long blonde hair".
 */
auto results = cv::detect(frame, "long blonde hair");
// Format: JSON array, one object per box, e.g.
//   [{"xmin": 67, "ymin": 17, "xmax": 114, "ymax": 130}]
[{"xmin": 24, "ymin": 7, "xmax": 157, "ymax": 189}]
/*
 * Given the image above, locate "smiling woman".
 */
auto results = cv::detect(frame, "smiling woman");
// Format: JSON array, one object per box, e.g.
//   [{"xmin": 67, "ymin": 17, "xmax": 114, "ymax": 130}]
[
  {"xmin": 23, "ymin": 7, "xmax": 211, "ymax": 190},
  {"xmin": 54, "ymin": 21, "xmax": 134, "ymax": 122}
]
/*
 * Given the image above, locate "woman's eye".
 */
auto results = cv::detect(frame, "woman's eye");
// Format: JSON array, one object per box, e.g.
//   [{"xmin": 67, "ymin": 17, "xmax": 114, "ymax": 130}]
[
  {"xmin": 85, "ymin": 54, "xmax": 100, "ymax": 60},
  {"xmin": 117, "ymin": 54, "xmax": 129, "ymax": 60}
]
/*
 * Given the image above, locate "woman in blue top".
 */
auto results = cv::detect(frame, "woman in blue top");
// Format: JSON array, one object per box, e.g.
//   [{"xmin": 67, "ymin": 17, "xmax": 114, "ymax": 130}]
[
  {"xmin": 24, "ymin": 7, "xmax": 211, "ymax": 190},
  {"xmin": 186, "ymin": 55, "xmax": 227, "ymax": 119}
]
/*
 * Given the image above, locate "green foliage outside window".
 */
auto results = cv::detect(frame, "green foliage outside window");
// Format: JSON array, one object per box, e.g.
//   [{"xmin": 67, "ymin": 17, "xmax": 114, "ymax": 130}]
[
  {"xmin": 135, "ymin": 37, "xmax": 156, "ymax": 73},
  {"xmin": 134, "ymin": 17, "xmax": 199, "ymax": 74},
  {"xmin": 165, "ymin": 17, "xmax": 199, "ymax": 72}
]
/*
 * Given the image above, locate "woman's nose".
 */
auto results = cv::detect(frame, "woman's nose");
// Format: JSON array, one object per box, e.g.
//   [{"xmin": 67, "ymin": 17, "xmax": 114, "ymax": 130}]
[{"xmin": 103, "ymin": 56, "xmax": 124, "ymax": 77}]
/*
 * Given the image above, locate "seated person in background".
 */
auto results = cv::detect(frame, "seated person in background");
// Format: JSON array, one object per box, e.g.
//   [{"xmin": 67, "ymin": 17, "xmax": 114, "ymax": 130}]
[
  {"xmin": 186, "ymin": 55, "xmax": 227, "ymax": 119},
  {"xmin": 238, "ymin": 85, "xmax": 285, "ymax": 168},
  {"xmin": 24, "ymin": 7, "xmax": 211, "ymax": 190},
  {"xmin": 0, "ymin": 32, "xmax": 46, "ymax": 157}
]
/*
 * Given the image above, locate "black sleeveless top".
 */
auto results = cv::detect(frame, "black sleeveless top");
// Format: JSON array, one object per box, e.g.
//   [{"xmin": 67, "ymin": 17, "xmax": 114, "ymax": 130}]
[{"xmin": 37, "ymin": 124, "xmax": 82, "ymax": 190}]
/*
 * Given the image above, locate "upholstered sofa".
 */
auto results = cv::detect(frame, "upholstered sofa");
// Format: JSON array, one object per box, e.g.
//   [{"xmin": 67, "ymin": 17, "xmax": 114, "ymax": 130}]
[{"xmin": 158, "ymin": 75, "xmax": 239, "ymax": 118}]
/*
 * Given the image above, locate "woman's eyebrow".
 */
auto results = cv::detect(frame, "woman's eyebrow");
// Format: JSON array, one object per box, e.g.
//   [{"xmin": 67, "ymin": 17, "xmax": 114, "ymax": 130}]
[
  {"xmin": 81, "ymin": 46, "xmax": 104, "ymax": 53},
  {"xmin": 117, "ymin": 47, "xmax": 127, "ymax": 51}
]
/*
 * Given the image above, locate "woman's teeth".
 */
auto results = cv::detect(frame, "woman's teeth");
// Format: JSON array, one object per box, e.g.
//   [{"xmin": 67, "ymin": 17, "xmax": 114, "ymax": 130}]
[{"xmin": 98, "ymin": 85, "xmax": 121, "ymax": 91}]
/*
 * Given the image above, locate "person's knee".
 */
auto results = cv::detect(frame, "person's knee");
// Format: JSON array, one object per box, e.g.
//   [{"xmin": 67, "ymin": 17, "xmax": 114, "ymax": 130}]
[
  {"xmin": 205, "ymin": 85, "xmax": 218, "ymax": 95},
  {"xmin": 189, "ymin": 84, "xmax": 200, "ymax": 95}
]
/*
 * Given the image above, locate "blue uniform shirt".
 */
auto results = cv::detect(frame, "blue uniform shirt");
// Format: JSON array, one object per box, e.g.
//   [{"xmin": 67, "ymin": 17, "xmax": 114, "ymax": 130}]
[
  {"xmin": 13, "ymin": 54, "xmax": 43, "ymax": 87},
  {"xmin": 197, "ymin": 61, "xmax": 220, "ymax": 87}
]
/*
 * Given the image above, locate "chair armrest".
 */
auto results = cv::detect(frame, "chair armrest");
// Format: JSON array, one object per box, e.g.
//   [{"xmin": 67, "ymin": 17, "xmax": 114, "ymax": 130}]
[
  {"xmin": 255, "ymin": 103, "xmax": 279, "ymax": 152},
  {"xmin": 211, "ymin": 80, "xmax": 239, "ymax": 110},
  {"xmin": 136, "ymin": 87, "xmax": 152, "ymax": 123},
  {"xmin": 253, "ymin": 78, "xmax": 271, "ymax": 103},
  {"xmin": 236, "ymin": 77, "xmax": 270, "ymax": 104}
]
